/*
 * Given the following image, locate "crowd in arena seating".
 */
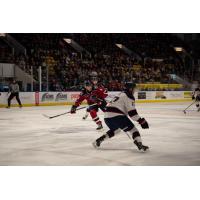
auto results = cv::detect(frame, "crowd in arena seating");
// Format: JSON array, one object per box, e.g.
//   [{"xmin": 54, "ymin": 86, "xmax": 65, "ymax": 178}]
[
  {"xmin": 0, "ymin": 33, "xmax": 198, "ymax": 91},
  {"xmin": 0, "ymin": 39, "xmax": 13, "ymax": 63}
]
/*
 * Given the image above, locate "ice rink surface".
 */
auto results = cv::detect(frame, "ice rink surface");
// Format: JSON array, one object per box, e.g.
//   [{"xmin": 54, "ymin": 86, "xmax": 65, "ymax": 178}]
[{"xmin": 0, "ymin": 102, "xmax": 200, "ymax": 166}]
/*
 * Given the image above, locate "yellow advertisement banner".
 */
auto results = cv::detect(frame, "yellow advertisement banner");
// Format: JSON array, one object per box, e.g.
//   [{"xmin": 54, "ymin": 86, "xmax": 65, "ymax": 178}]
[
  {"xmin": 184, "ymin": 91, "xmax": 192, "ymax": 99},
  {"xmin": 137, "ymin": 84, "xmax": 183, "ymax": 90}
]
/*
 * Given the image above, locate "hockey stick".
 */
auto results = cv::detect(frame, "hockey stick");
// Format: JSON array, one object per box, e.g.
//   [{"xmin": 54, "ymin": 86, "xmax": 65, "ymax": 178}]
[
  {"xmin": 124, "ymin": 132, "xmax": 132, "ymax": 141},
  {"xmin": 183, "ymin": 100, "xmax": 196, "ymax": 114},
  {"xmin": 121, "ymin": 127, "xmax": 133, "ymax": 141},
  {"xmin": 43, "ymin": 104, "xmax": 97, "ymax": 119}
]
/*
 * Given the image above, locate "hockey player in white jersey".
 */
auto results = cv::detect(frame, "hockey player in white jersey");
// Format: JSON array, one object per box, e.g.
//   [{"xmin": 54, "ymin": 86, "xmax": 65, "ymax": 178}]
[
  {"xmin": 93, "ymin": 82, "xmax": 149, "ymax": 152},
  {"xmin": 192, "ymin": 87, "xmax": 200, "ymax": 112}
]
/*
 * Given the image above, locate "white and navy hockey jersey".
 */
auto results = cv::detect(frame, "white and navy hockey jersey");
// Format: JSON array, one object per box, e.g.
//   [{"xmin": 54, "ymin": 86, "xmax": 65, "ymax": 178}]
[
  {"xmin": 105, "ymin": 92, "xmax": 141, "ymax": 121},
  {"xmin": 192, "ymin": 88, "xmax": 200, "ymax": 101}
]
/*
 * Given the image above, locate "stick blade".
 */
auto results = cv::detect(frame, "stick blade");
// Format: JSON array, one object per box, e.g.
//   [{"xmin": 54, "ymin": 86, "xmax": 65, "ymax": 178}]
[{"xmin": 42, "ymin": 114, "xmax": 51, "ymax": 119}]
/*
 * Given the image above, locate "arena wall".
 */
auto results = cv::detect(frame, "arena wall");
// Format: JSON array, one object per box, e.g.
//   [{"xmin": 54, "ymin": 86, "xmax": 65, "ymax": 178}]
[{"xmin": 0, "ymin": 91, "xmax": 192, "ymax": 108}]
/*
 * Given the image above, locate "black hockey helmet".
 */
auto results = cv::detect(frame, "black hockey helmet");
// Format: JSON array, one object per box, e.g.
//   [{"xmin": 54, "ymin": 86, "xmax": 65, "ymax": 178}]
[
  {"xmin": 124, "ymin": 82, "xmax": 137, "ymax": 90},
  {"xmin": 195, "ymin": 88, "xmax": 200, "ymax": 91},
  {"xmin": 84, "ymin": 80, "xmax": 92, "ymax": 87},
  {"xmin": 124, "ymin": 82, "xmax": 137, "ymax": 99}
]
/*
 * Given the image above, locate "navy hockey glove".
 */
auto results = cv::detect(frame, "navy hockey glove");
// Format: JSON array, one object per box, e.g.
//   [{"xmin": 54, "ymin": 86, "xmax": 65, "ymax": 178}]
[
  {"xmin": 90, "ymin": 95, "xmax": 98, "ymax": 102},
  {"xmin": 192, "ymin": 95, "xmax": 195, "ymax": 100},
  {"xmin": 100, "ymin": 99, "xmax": 107, "ymax": 107},
  {"xmin": 91, "ymin": 95, "xmax": 103, "ymax": 105},
  {"xmin": 71, "ymin": 105, "xmax": 77, "ymax": 114},
  {"xmin": 138, "ymin": 118, "xmax": 149, "ymax": 129}
]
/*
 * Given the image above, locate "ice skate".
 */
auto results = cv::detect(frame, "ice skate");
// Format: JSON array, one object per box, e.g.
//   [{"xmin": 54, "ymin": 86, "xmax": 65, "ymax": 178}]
[
  {"xmin": 96, "ymin": 123, "xmax": 103, "ymax": 130},
  {"xmin": 134, "ymin": 140, "xmax": 149, "ymax": 152},
  {"xmin": 92, "ymin": 135, "xmax": 106, "ymax": 148}
]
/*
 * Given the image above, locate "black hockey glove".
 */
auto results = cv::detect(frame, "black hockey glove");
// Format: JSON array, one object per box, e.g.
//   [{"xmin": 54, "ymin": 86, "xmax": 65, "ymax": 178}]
[
  {"xmin": 91, "ymin": 95, "xmax": 98, "ymax": 102},
  {"xmin": 91, "ymin": 95, "xmax": 103, "ymax": 105},
  {"xmin": 100, "ymin": 99, "xmax": 107, "ymax": 108},
  {"xmin": 138, "ymin": 118, "xmax": 149, "ymax": 129},
  {"xmin": 71, "ymin": 105, "xmax": 77, "ymax": 114},
  {"xmin": 192, "ymin": 95, "xmax": 195, "ymax": 100}
]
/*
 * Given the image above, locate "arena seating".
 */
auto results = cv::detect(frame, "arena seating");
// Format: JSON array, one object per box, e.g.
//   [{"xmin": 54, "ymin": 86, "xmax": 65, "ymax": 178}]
[{"xmin": 0, "ymin": 33, "xmax": 198, "ymax": 91}]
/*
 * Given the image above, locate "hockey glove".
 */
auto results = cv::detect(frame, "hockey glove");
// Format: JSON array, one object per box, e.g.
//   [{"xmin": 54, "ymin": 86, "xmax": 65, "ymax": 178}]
[
  {"xmin": 91, "ymin": 95, "xmax": 98, "ymax": 102},
  {"xmin": 100, "ymin": 99, "xmax": 107, "ymax": 107},
  {"xmin": 138, "ymin": 118, "xmax": 149, "ymax": 129},
  {"xmin": 96, "ymin": 98, "xmax": 105, "ymax": 106},
  {"xmin": 91, "ymin": 95, "xmax": 103, "ymax": 105},
  {"xmin": 192, "ymin": 95, "xmax": 195, "ymax": 100},
  {"xmin": 71, "ymin": 105, "xmax": 77, "ymax": 114}
]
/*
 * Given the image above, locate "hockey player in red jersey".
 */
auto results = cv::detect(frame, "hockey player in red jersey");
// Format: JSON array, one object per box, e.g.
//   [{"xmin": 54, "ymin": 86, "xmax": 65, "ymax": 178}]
[
  {"xmin": 93, "ymin": 82, "xmax": 149, "ymax": 152},
  {"xmin": 82, "ymin": 77, "xmax": 108, "ymax": 120},
  {"xmin": 70, "ymin": 80, "xmax": 107, "ymax": 130}
]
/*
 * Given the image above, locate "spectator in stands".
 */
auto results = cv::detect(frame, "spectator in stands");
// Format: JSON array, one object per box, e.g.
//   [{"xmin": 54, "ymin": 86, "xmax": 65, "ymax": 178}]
[{"xmin": 1, "ymin": 33, "xmax": 197, "ymax": 91}]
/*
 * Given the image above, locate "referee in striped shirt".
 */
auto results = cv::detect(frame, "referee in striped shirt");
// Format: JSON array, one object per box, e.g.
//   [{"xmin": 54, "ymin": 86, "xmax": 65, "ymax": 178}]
[{"xmin": 7, "ymin": 79, "xmax": 22, "ymax": 108}]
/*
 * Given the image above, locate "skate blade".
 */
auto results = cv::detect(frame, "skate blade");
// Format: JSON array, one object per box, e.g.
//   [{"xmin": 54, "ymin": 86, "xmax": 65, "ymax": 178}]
[
  {"xmin": 42, "ymin": 114, "xmax": 51, "ymax": 119},
  {"xmin": 82, "ymin": 117, "xmax": 90, "ymax": 120},
  {"xmin": 139, "ymin": 148, "xmax": 150, "ymax": 153},
  {"xmin": 92, "ymin": 142, "xmax": 99, "ymax": 149},
  {"xmin": 96, "ymin": 128, "xmax": 104, "ymax": 132}
]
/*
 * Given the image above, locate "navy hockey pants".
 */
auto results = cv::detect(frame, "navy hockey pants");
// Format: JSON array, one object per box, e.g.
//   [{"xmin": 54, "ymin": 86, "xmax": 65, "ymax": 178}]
[{"xmin": 104, "ymin": 115, "xmax": 135, "ymax": 132}]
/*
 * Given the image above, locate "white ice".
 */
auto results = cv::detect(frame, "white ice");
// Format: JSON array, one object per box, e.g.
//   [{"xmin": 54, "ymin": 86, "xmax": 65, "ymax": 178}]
[{"xmin": 0, "ymin": 102, "xmax": 200, "ymax": 165}]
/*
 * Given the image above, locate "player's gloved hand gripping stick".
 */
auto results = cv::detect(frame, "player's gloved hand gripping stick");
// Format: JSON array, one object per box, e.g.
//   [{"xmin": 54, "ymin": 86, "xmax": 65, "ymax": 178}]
[{"xmin": 137, "ymin": 118, "xmax": 149, "ymax": 129}]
